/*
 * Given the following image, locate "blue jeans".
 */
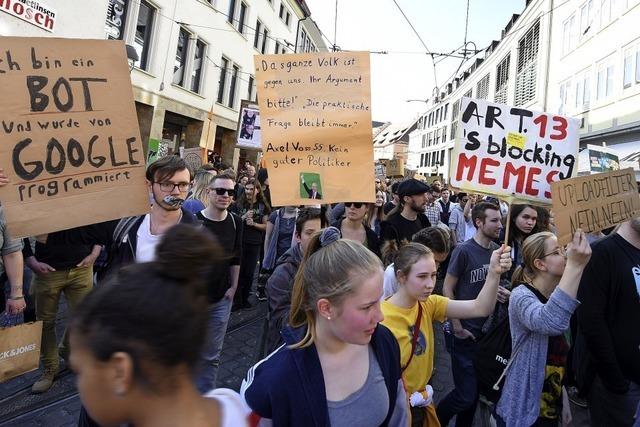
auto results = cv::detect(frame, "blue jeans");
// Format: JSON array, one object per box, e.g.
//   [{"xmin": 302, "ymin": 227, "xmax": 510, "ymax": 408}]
[
  {"xmin": 437, "ymin": 333, "xmax": 479, "ymax": 427},
  {"xmin": 195, "ymin": 297, "xmax": 232, "ymax": 393}
]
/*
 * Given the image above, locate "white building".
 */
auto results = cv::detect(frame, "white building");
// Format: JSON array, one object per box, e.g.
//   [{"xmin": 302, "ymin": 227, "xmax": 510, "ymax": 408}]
[
  {"xmin": 409, "ymin": 0, "xmax": 640, "ymax": 182},
  {"xmin": 409, "ymin": 0, "xmax": 553, "ymax": 181},
  {"xmin": 550, "ymin": 0, "xmax": 640, "ymax": 178},
  {"xmin": 1, "ymin": 0, "xmax": 326, "ymax": 169},
  {"xmin": 373, "ymin": 120, "xmax": 417, "ymax": 162}
]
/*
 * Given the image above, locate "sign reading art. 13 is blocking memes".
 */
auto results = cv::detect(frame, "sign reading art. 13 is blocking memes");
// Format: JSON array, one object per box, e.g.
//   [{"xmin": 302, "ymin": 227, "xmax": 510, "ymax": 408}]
[
  {"xmin": 0, "ymin": 37, "xmax": 149, "ymax": 238},
  {"xmin": 254, "ymin": 51, "xmax": 375, "ymax": 206},
  {"xmin": 551, "ymin": 168, "xmax": 640, "ymax": 246},
  {"xmin": 450, "ymin": 97, "xmax": 580, "ymax": 204}
]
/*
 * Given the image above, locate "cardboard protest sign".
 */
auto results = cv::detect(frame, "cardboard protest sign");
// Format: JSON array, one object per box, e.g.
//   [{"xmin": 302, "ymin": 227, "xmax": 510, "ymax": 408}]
[
  {"xmin": 180, "ymin": 147, "xmax": 204, "ymax": 171},
  {"xmin": 385, "ymin": 158, "xmax": 404, "ymax": 177},
  {"xmin": 0, "ymin": 37, "xmax": 149, "ymax": 238},
  {"xmin": 236, "ymin": 100, "xmax": 261, "ymax": 150},
  {"xmin": 450, "ymin": 97, "xmax": 580, "ymax": 204},
  {"xmin": 551, "ymin": 168, "xmax": 640, "ymax": 245},
  {"xmin": 254, "ymin": 51, "xmax": 374, "ymax": 206}
]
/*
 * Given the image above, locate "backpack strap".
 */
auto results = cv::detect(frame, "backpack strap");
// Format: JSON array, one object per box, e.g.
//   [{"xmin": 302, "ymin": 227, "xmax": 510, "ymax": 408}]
[{"xmin": 401, "ymin": 303, "xmax": 423, "ymax": 374}]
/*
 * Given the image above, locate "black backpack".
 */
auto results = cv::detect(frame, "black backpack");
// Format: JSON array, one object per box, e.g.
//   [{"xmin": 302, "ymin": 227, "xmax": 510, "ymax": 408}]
[{"xmin": 473, "ymin": 284, "xmax": 545, "ymax": 403}]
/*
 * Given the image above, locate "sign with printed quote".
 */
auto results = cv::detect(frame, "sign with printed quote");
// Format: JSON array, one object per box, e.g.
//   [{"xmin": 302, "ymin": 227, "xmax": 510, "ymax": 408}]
[
  {"xmin": 450, "ymin": 97, "xmax": 580, "ymax": 205},
  {"xmin": 0, "ymin": 37, "xmax": 149, "ymax": 238},
  {"xmin": 254, "ymin": 51, "xmax": 374, "ymax": 206},
  {"xmin": 551, "ymin": 168, "xmax": 640, "ymax": 245}
]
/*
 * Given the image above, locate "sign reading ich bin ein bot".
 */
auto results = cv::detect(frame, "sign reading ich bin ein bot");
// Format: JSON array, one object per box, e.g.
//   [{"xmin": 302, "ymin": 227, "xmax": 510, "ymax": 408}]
[
  {"xmin": 449, "ymin": 97, "xmax": 580, "ymax": 204},
  {"xmin": 0, "ymin": 37, "xmax": 149, "ymax": 238}
]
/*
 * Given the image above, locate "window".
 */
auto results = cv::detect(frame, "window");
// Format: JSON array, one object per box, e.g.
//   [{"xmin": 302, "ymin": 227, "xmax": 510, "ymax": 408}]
[
  {"xmin": 596, "ymin": 58, "xmax": 615, "ymax": 100},
  {"xmin": 217, "ymin": 57, "xmax": 228, "ymax": 104},
  {"xmin": 562, "ymin": 14, "xmax": 576, "ymax": 54},
  {"xmin": 450, "ymin": 99, "xmax": 460, "ymax": 140},
  {"xmin": 237, "ymin": 2, "xmax": 247, "ymax": 34},
  {"xmin": 261, "ymin": 26, "xmax": 269, "ymax": 54},
  {"xmin": 559, "ymin": 80, "xmax": 571, "ymax": 114},
  {"xmin": 579, "ymin": 1, "xmax": 592, "ymax": 40},
  {"xmin": 444, "ymin": 104, "xmax": 449, "ymax": 120},
  {"xmin": 254, "ymin": 20, "xmax": 263, "ymax": 49},
  {"xmin": 600, "ymin": 0, "xmax": 611, "ymax": 26},
  {"xmin": 227, "ymin": 0, "xmax": 236, "ymax": 24},
  {"xmin": 476, "ymin": 74, "xmax": 490, "ymax": 99},
  {"xmin": 248, "ymin": 75, "xmax": 255, "ymax": 101},
  {"xmin": 442, "ymin": 126, "xmax": 447, "ymax": 143},
  {"xmin": 279, "ymin": 3, "xmax": 291, "ymax": 26},
  {"xmin": 133, "ymin": 0, "xmax": 155, "ymax": 70},
  {"xmin": 515, "ymin": 20, "xmax": 540, "ymax": 106},
  {"xmin": 228, "ymin": 65, "xmax": 239, "ymax": 108},
  {"xmin": 495, "ymin": 54, "xmax": 510, "ymax": 104},
  {"xmin": 624, "ymin": 48, "xmax": 634, "ymax": 88},
  {"xmin": 191, "ymin": 40, "xmax": 205, "ymax": 93},
  {"xmin": 173, "ymin": 28, "xmax": 189, "ymax": 87},
  {"xmin": 637, "ymin": 49, "xmax": 640, "ymax": 83},
  {"xmin": 463, "ymin": 89, "xmax": 472, "ymax": 99},
  {"xmin": 275, "ymin": 40, "xmax": 281, "ymax": 54}
]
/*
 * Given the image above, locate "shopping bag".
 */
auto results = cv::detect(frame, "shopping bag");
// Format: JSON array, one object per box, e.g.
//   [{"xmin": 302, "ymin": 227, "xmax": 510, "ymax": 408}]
[{"xmin": 0, "ymin": 321, "xmax": 42, "ymax": 383}]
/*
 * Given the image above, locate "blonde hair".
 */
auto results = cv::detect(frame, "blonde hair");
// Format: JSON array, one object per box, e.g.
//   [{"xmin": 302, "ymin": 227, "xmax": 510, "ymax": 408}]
[
  {"xmin": 511, "ymin": 231, "xmax": 556, "ymax": 286},
  {"xmin": 289, "ymin": 236, "xmax": 383, "ymax": 349},
  {"xmin": 394, "ymin": 242, "xmax": 434, "ymax": 283},
  {"xmin": 190, "ymin": 169, "xmax": 214, "ymax": 206}
]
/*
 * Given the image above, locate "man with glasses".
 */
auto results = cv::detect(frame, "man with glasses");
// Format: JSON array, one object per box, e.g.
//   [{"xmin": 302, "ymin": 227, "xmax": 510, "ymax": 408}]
[
  {"xmin": 194, "ymin": 171, "xmax": 243, "ymax": 392},
  {"xmin": 46, "ymin": 156, "xmax": 199, "ymax": 281}
]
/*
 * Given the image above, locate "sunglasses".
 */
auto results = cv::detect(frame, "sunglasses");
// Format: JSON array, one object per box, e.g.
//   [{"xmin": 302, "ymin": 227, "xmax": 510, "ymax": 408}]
[
  {"xmin": 211, "ymin": 188, "xmax": 235, "ymax": 196},
  {"xmin": 346, "ymin": 202, "xmax": 365, "ymax": 208}
]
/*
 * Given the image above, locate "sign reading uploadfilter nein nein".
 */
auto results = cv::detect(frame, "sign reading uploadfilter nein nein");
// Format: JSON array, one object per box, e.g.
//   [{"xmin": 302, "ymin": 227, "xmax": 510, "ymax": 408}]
[
  {"xmin": 254, "ymin": 52, "xmax": 375, "ymax": 206},
  {"xmin": 551, "ymin": 168, "xmax": 640, "ymax": 246},
  {"xmin": 0, "ymin": 37, "xmax": 149, "ymax": 238},
  {"xmin": 450, "ymin": 97, "xmax": 580, "ymax": 204}
]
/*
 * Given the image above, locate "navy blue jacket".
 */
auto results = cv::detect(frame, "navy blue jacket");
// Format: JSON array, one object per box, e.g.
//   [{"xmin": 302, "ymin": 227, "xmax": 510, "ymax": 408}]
[{"xmin": 241, "ymin": 324, "xmax": 402, "ymax": 426}]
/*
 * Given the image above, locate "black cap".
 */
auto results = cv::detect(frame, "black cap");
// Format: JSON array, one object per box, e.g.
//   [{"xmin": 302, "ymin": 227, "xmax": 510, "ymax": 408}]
[
  {"xmin": 390, "ymin": 182, "xmax": 400, "ymax": 194},
  {"xmin": 398, "ymin": 179, "xmax": 430, "ymax": 198}
]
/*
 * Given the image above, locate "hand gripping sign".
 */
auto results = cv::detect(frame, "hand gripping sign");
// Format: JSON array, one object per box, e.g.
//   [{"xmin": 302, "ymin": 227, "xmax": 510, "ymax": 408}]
[{"xmin": 449, "ymin": 97, "xmax": 580, "ymax": 204}]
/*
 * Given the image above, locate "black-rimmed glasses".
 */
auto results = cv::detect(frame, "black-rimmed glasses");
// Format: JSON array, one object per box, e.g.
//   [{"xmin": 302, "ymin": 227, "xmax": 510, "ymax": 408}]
[{"xmin": 155, "ymin": 182, "xmax": 190, "ymax": 192}]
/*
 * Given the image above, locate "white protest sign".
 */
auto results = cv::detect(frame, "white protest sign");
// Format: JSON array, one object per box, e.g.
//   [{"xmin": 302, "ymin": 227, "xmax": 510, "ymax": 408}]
[{"xmin": 450, "ymin": 97, "xmax": 580, "ymax": 204}]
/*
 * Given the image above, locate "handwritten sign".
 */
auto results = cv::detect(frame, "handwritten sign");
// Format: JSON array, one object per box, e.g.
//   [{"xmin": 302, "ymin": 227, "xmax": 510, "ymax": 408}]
[
  {"xmin": 450, "ymin": 97, "xmax": 580, "ymax": 204},
  {"xmin": 0, "ymin": 37, "xmax": 149, "ymax": 238},
  {"xmin": 551, "ymin": 169, "xmax": 640, "ymax": 245},
  {"xmin": 254, "ymin": 51, "xmax": 374, "ymax": 205},
  {"xmin": 385, "ymin": 158, "xmax": 404, "ymax": 177},
  {"xmin": 181, "ymin": 147, "xmax": 204, "ymax": 171}
]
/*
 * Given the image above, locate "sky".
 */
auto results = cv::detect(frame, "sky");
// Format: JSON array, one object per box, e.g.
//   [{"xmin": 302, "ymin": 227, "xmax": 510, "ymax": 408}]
[{"xmin": 303, "ymin": 0, "xmax": 526, "ymax": 123}]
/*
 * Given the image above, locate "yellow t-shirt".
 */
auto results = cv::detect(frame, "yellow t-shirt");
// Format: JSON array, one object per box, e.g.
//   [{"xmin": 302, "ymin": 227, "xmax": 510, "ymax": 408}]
[{"xmin": 381, "ymin": 296, "xmax": 449, "ymax": 393}]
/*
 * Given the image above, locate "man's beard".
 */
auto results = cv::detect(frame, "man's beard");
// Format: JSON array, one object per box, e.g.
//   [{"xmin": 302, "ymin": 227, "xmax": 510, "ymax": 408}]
[{"xmin": 409, "ymin": 199, "xmax": 425, "ymax": 213}]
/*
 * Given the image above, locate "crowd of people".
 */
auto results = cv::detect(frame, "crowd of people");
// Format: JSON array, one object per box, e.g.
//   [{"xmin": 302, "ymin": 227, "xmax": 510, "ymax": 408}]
[{"xmin": 0, "ymin": 155, "xmax": 639, "ymax": 427}]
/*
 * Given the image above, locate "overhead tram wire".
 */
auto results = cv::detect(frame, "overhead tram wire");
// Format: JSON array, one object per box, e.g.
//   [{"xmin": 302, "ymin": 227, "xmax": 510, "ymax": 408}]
[{"xmin": 390, "ymin": 0, "xmax": 439, "ymax": 89}]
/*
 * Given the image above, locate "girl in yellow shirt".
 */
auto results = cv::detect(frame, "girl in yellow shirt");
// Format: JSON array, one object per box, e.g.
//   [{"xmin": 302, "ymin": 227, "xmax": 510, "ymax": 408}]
[{"xmin": 382, "ymin": 243, "xmax": 511, "ymax": 426}]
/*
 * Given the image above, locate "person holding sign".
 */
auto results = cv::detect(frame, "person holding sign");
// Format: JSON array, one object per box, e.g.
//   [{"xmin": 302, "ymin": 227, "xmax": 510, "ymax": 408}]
[
  {"xmin": 383, "ymin": 242, "xmax": 511, "ymax": 426},
  {"xmin": 494, "ymin": 230, "xmax": 591, "ymax": 427},
  {"xmin": 242, "ymin": 229, "xmax": 409, "ymax": 426},
  {"xmin": 574, "ymin": 217, "xmax": 640, "ymax": 426}
]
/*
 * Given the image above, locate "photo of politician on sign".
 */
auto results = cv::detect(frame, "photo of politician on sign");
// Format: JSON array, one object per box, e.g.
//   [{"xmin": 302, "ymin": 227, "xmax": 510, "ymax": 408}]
[{"xmin": 300, "ymin": 172, "xmax": 322, "ymax": 200}]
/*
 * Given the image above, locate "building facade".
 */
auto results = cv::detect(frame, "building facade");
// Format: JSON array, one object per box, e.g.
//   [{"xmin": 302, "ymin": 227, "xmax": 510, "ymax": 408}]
[
  {"xmin": 409, "ymin": 0, "xmax": 553, "ymax": 180},
  {"xmin": 409, "ymin": 0, "xmax": 640, "ymax": 182},
  {"xmin": 550, "ymin": 0, "xmax": 640, "ymax": 178},
  {"xmin": 1, "ymin": 0, "xmax": 326, "ymax": 170}
]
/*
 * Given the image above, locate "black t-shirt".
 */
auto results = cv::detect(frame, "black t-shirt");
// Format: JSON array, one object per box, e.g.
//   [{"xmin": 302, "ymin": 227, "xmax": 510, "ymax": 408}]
[
  {"xmin": 577, "ymin": 233, "xmax": 640, "ymax": 391},
  {"xmin": 382, "ymin": 212, "xmax": 431, "ymax": 245},
  {"xmin": 233, "ymin": 202, "xmax": 270, "ymax": 245},
  {"xmin": 196, "ymin": 211, "xmax": 243, "ymax": 303},
  {"xmin": 383, "ymin": 201, "xmax": 397, "ymax": 215}
]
